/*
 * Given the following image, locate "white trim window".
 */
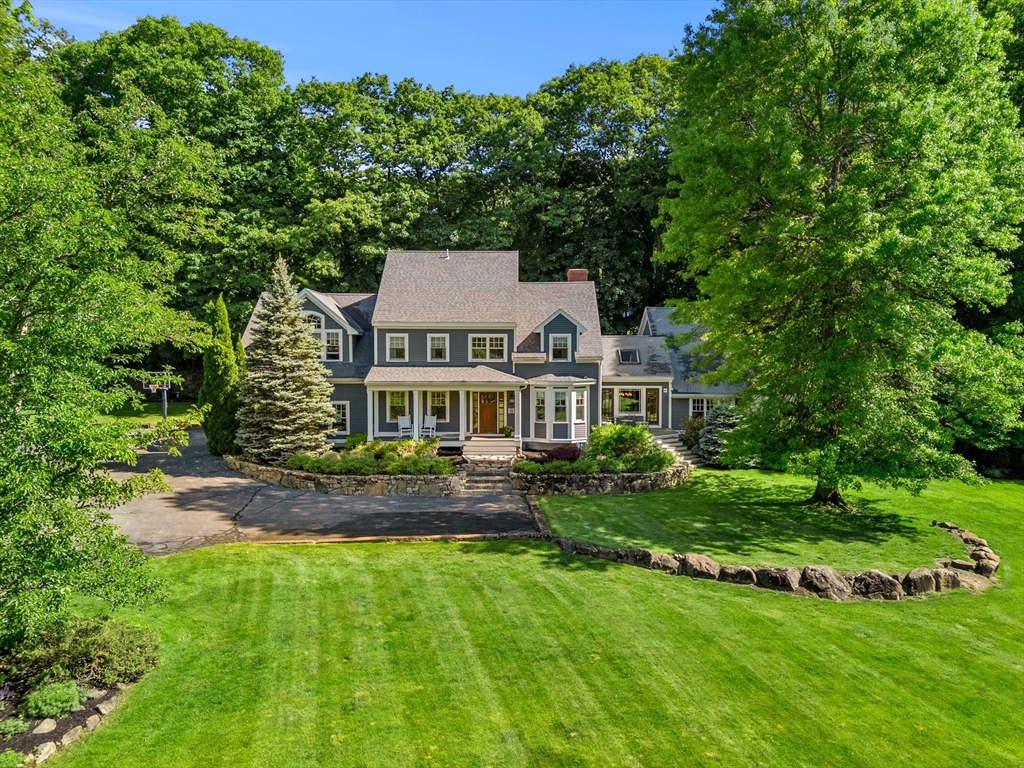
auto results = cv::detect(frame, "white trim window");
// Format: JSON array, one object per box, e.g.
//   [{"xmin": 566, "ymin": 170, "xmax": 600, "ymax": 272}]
[
  {"xmin": 553, "ymin": 390, "xmax": 568, "ymax": 423},
  {"xmin": 428, "ymin": 334, "xmax": 449, "ymax": 362},
  {"xmin": 388, "ymin": 391, "xmax": 408, "ymax": 422},
  {"xmin": 305, "ymin": 312, "xmax": 325, "ymax": 357},
  {"xmin": 386, "ymin": 333, "xmax": 408, "ymax": 362},
  {"xmin": 617, "ymin": 389, "xmax": 642, "ymax": 415},
  {"xmin": 574, "ymin": 389, "xmax": 586, "ymax": 422},
  {"xmin": 535, "ymin": 388, "xmax": 546, "ymax": 421},
  {"xmin": 429, "ymin": 391, "xmax": 448, "ymax": 421},
  {"xmin": 618, "ymin": 348, "xmax": 640, "ymax": 364},
  {"xmin": 331, "ymin": 401, "xmax": 349, "ymax": 435},
  {"xmin": 470, "ymin": 335, "xmax": 506, "ymax": 362},
  {"xmin": 325, "ymin": 331, "xmax": 341, "ymax": 361},
  {"xmin": 691, "ymin": 398, "xmax": 706, "ymax": 418},
  {"xmin": 550, "ymin": 334, "xmax": 571, "ymax": 362}
]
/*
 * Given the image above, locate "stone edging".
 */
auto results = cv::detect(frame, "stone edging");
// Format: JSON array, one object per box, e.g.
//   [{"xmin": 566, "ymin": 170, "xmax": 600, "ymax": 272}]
[
  {"xmin": 22, "ymin": 683, "xmax": 131, "ymax": 766},
  {"xmin": 510, "ymin": 462, "xmax": 691, "ymax": 496},
  {"xmin": 546, "ymin": 519, "xmax": 998, "ymax": 602},
  {"xmin": 224, "ymin": 455, "xmax": 462, "ymax": 497}
]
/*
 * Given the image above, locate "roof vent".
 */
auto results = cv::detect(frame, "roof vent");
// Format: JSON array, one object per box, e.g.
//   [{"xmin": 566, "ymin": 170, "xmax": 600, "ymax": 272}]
[{"xmin": 567, "ymin": 268, "xmax": 589, "ymax": 282}]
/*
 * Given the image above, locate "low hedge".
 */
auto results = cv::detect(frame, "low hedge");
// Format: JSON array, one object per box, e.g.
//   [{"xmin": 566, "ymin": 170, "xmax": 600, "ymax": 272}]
[
  {"xmin": 287, "ymin": 438, "xmax": 456, "ymax": 476},
  {"xmin": 516, "ymin": 425, "xmax": 676, "ymax": 476}
]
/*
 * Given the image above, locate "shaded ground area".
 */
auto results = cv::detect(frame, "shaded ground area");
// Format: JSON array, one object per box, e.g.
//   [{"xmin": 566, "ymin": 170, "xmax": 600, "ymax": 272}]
[{"xmin": 109, "ymin": 432, "xmax": 535, "ymax": 555}]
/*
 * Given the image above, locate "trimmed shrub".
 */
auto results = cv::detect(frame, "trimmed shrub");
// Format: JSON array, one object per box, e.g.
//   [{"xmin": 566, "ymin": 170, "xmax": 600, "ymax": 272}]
[
  {"xmin": 544, "ymin": 444, "xmax": 585, "ymax": 463},
  {"xmin": 587, "ymin": 423, "xmax": 655, "ymax": 458},
  {"xmin": 0, "ymin": 719, "xmax": 28, "ymax": 738},
  {"xmin": 20, "ymin": 681, "xmax": 86, "ymax": 719},
  {"xmin": 0, "ymin": 750, "xmax": 25, "ymax": 768},
  {"xmin": 543, "ymin": 460, "xmax": 574, "ymax": 475},
  {"xmin": 681, "ymin": 416, "xmax": 704, "ymax": 449},
  {"xmin": 287, "ymin": 450, "xmax": 452, "ymax": 476},
  {"xmin": 512, "ymin": 460, "xmax": 543, "ymax": 474},
  {"xmin": 413, "ymin": 438, "xmax": 441, "ymax": 457},
  {"xmin": 596, "ymin": 457, "xmax": 624, "ymax": 474},
  {"xmin": 345, "ymin": 432, "xmax": 368, "ymax": 449},
  {"xmin": 570, "ymin": 458, "xmax": 599, "ymax": 474},
  {"xmin": 2, "ymin": 616, "xmax": 158, "ymax": 688},
  {"xmin": 621, "ymin": 451, "xmax": 676, "ymax": 473},
  {"xmin": 695, "ymin": 405, "xmax": 738, "ymax": 466}
]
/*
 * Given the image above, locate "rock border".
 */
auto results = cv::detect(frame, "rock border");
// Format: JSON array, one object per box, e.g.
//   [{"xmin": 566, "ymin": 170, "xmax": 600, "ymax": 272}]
[
  {"xmin": 546, "ymin": 519, "xmax": 998, "ymax": 602},
  {"xmin": 510, "ymin": 462, "xmax": 691, "ymax": 496},
  {"xmin": 224, "ymin": 455, "xmax": 463, "ymax": 497},
  {"xmin": 14, "ymin": 683, "xmax": 131, "ymax": 766}
]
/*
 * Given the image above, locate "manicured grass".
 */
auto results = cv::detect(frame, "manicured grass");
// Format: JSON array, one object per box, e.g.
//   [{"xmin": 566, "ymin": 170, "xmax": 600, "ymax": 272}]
[
  {"xmin": 95, "ymin": 402, "xmax": 197, "ymax": 426},
  {"xmin": 49, "ymin": 477, "xmax": 1023, "ymax": 767},
  {"xmin": 539, "ymin": 469, "xmax": 1019, "ymax": 572}
]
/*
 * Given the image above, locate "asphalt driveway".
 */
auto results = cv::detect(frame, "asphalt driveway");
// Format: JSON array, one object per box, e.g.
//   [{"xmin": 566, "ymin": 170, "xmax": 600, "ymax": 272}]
[{"xmin": 109, "ymin": 431, "xmax": 536, "ymax": 555}]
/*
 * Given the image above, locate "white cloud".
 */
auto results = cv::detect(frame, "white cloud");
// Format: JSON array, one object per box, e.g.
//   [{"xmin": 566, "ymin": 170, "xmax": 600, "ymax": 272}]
[{"xmin": 31, "ymin": 1, "xmax": 137, "ymax": 34}]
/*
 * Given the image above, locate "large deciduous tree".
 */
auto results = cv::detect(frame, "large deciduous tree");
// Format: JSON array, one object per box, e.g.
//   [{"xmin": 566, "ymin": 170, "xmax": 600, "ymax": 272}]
[
  {"xmin": 235, "ymin": 258, "xmax": 334, "ymax": 464},
  {"xmin": 659, "ymin": 0, "xmax": 1024, "ymax": 503},
  {"xmin": 0, "ymin": 1, "xmax": 201, "ymax": 647}
]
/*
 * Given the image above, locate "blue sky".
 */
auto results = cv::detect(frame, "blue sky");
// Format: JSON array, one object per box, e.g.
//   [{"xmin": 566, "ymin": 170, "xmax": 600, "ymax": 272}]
[{"xmin": 30, "ymin": 0, "xmax": 718, "ymax": 95}]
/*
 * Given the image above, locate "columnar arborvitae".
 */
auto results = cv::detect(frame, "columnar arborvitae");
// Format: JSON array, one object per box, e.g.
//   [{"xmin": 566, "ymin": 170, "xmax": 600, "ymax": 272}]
[
  {"xmin": 197, "ymin": 293, "xmax": 240, "ymax": 456},
  {"xmin": 235, "ymin": 257, "xmax": 334, "ymax": 464}
]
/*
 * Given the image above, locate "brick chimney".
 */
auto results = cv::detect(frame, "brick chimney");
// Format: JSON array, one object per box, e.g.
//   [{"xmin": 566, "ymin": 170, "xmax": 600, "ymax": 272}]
[{"xmin": 567, "ymin": 268, "xmax": 589, "ymax": 282}]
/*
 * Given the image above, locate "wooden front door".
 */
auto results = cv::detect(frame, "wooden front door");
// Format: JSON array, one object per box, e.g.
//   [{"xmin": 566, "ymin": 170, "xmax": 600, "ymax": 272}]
[{"xmin": 479, "ymin": 392, "xmax": 498, "ymax": 433}]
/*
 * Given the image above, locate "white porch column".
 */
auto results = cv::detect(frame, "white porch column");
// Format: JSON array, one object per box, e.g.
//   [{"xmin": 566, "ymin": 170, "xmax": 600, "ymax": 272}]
[
  {"xmin": 514, "ymin": 388, "xmax": 522, "ymax": 440},
  {"xmin": 366, "ymin": 389, "xmax": 374, "ymax": 441},
  {"xmin": 412, "ymin": 389, "xmax": 421, "ymax": 440},
  {"xmin": 458, "ymin": 390, "xmax": 466, "ymax": 441}
]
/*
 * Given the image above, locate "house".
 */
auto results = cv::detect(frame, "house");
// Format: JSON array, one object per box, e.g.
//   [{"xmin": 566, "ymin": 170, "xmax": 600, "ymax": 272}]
[{"xmin": 243, "ymin": 251, "xmax": 739, "ymax": 453}]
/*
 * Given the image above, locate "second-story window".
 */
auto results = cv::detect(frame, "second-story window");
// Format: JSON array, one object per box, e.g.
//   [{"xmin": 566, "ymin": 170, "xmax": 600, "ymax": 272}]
[
  {"xmin": 386, "ymin": 333, "xmax": 407, "ymax": 362},
  {"xmin": 550, "ymin": 334, "xmax": 570, "ymax": 362},
  {"xmin": 470, "ymin": 335, "xmax": 505, "ymax": 361},
  {"xmin": 325, "ymin": 331, "xmax": 341, "ymax": 361},
  {"xmin": 305, "ymin": 313, "xmax": 324, "ymax": 357},
  {"xmin": 428, "ymin": 334, "xmax": 448, "ymax": 362}
]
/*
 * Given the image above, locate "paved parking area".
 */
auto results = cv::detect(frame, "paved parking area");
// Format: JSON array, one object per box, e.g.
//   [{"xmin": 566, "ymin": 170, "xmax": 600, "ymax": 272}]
[{"xmin": 109, "ymin": 432, "xmax": 536, "ymax": 555}]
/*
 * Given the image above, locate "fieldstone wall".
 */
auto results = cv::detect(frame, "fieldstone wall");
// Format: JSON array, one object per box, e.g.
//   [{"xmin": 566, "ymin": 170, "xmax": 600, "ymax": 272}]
[
  {"xmin": 224, "ymin": 456, "xmax": 463, "ymax": 497},
  {"xmin": 511, "ymin": 462, "xmax": 690, "ymax": 496},
  {"xmin": 549, "ymin": 518, "xmax": 998, "ymax": 602}
]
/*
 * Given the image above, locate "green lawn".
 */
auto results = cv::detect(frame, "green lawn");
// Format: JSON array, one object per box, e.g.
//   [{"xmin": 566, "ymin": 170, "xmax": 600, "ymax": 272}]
[
  {"xmin": 539, "ymin": 469, "xmax": 1016, "ymax": 572},
  {"xmin": 48, "ymin": 476, "xmax": 1022, "ymax": 768},
  {"xmin": 95, "ymin": 402, "xmax": 198, "ymax": 426}
]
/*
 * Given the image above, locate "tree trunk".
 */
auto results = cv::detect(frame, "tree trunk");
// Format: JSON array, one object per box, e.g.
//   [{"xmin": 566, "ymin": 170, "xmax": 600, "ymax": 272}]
[{"xmin": 805, "ymin": 480, "xmax": 847, "ymax": 507}]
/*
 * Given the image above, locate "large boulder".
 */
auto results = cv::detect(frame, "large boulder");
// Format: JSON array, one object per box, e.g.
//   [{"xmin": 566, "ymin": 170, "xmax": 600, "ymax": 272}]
[
  {"xmin": 683, "ymin": 553, "xmax": 721, "ymax": 580},
  {"xmin": 755, "ymin": 567, "xmax": 802, "ymax": 592},
  {"xmin": 650, "ymin": 553, "xmax": 683, "ymax": 575},
  {"xmin": 575, "ymin": 542, "xmax": 599, "ymax": 558},
  {"xmin": 557, "ymin": 539, "xmax": 577, "ymax": 554},
  {"xmin": 969, "ymin": 547, "xmax": 995, "ymax": 562},
  {"xmin": 974, "ymin": 558, "xmax": 999, "ymax": 577},
  {"xmin": 932, "ymin": 568, "xmax": 961, "ymax": 591},
  {"xmin": 718, "ymin": 565, "xmax": 757, "ymax": 585},
  {"xmin": 959, "ymin": 531, "xmax": 987, "ymax": 547},
  {"xmin": 902, "ymin": 567, "xmax": 936, "ymax": 596},
  {"xmin": 623, "ymin": 548, "xmax": 654, "ymax": 568},
  {"xmin": 800, "ymin": 565, "xmax": 853, "ymax": 601},
  {"xmin": 949, "ymin": 559, "xmax": 976, "ymax": 572},
  {"xmin": 852, "ymin": 570, "xmax": 905, "ymax": 600}
]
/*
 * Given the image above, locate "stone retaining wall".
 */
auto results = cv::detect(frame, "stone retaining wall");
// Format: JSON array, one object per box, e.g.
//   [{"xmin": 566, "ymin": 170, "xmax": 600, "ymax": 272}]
[
  {"xmin": 511, "ymin": 462, "xmax": 690, "ymax": 496},
  {"xmin": 224, "ymin": 456, "xmax": 463, "ymax": 497}
]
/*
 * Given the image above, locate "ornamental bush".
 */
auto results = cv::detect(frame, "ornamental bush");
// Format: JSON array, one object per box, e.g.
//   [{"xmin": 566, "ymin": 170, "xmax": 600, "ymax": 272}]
[
  {"xmin": 0, "ymin": 719, "xmax": 28, "ymax": 738},
  {"xmin": 695, "ymin": 405, "xmax": 738, "ymax": 466},
  {"xmin": 20, "ymin": 681, "xmax": 86, "ymax": 719},
  {"xmin": 681, "ymin": 416, "xmax": 704, "ymax": 449},
  {"xmin": 345, "ymin": 433, "xmax": 368, "ymax": 449},
  {"xmin": 587, "ymin": 423, "xmax": 656, "ymax": 458},
  {"xmin": 544, "ymin": 444, "xmax": 585, "ymax": 463}
]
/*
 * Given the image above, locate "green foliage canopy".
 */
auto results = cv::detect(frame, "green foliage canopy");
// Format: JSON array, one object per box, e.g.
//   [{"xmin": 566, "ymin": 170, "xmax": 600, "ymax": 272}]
[{"xmin": 659, "ymin": 0, "xmax": 1024, "ymax": 501}]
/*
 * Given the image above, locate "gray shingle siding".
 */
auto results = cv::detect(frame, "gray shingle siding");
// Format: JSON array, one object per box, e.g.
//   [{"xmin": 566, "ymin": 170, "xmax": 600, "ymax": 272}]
[
  {"xmin": 376, "ymin": 329, "xmax": 515, "ymax": 373},
  {"xmin": 541, "ymin": 313, "xmax": 579, "ymax": 359},
  {"xmin": 330, "ymin": 383, "xmax": 368, "ymax": 435}
]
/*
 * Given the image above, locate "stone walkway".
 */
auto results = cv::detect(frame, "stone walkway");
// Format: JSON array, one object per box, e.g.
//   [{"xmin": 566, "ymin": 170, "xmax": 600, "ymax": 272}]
[{"xmin": 109, "ymin": 432, "xmax": 536, "ymax": 555}]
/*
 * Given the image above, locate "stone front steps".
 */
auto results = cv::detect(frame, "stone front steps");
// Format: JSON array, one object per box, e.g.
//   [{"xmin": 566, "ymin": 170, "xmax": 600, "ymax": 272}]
[
  {"xmin": 462, "ymin": 437, "xmax": 518, "ymax": 461},
  {"xmin": 460, "ymin": 460, "xmax": 515, "ymax": 495},
  {"xmin": 650, "ymin": 430, "xmax": 704, "ymax": 468}
]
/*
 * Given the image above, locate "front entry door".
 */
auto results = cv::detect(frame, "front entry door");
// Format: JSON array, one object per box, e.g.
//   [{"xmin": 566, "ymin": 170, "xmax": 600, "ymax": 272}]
[
  {"xmin": 479, "ymin": 392, "xmax": 498, "ymax": 433},
  {"xmin": 645, "ymin": 388, "xmax": 660, "ymax": 426}
]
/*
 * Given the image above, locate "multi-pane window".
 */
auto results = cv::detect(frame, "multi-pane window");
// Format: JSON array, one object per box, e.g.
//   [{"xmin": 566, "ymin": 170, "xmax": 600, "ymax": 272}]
[
  {"xmin": 618, "ymin": 389, "xmax": 641, "ymax": 414},
  {"xmin": 386, "ymin": 334, "xmax": 407, "ymax": 362},
  {"xmin": 574, "ymin": 390, "xmax": 586, "ymax": 422},
  {"xmin": 388, "ymin": 391, "xmax": 407, "ymax": 421},
  {"xmin": 618, "ymin": 349, "xmax": 639, "ymax": 364},
  {"xmin": 470, "ymin": 335, "xmax": 505, "ymax": 361},
  {"xmin": 305, "ymin": 313, "xmax": 324, "ymax": 356},
  {"xmin": 331, "ymin": 401, "xmax": 349, "ymax": 434},
  {"xmin": 429, "ymin": 391, "xmax": 448, "ymax": 421},
  {"xmin": 550, "ymin": 334, "xmax": 570, "ymax": 361},
  {"xmin": 535, "ymin": 389, "xmax": 546, "ymax": 421},
  {"xmin": 691, "ymin": 398, "xmax": 706, "ymax": 418},
  {"xmin": 325, "ymin": 331, "xmax": 341, "ymax": 361},
  {"xmin": 428, "ymin": 334, "xmax": 448, "ymax": 362},
  {"xmin": 601, "ymin": 388, "xmax": 614, "ymax": 422},
  {"xmin": 553, "ymin": 391, "xmax": 568, "ymax": 422}
]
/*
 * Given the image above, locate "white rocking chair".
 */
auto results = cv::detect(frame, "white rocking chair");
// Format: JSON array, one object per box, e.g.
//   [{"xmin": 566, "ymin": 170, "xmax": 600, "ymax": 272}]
[
  {"xmin": 397, "ymin": 414, "xmax": 414, "ymax": 439},
  {"xmin": 421, "ymin": 414, "xmax": 437, "ymax": 438}
]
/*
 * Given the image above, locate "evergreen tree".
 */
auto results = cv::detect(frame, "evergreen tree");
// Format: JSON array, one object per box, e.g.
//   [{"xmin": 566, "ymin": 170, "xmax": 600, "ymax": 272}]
[
  {"xmin": 197, "ymin": 294, "xmax": 240, "ymax": 456},
  {"xmin": 234, "ymin": 334, "xmax": 247, "ymax": 378},
  {"xmin": 695, "ymin": 405, "xmax": 738, "ymax": 467},
  {"xmin": 236, "ymin": 257, "xmax": 334, "ymax": 464}
]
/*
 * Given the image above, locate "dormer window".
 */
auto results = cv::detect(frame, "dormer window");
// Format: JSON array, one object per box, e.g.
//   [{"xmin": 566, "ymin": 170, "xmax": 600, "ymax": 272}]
[
  {"xmin": 618, "ymin": 349, "xmax": 640, "ymax": 364},
  {"xmin": 550, "ymin": 334, "xmax": 571, "ymax": 362},
  {"xmin": 305, "ymin": 312, "xmax": 325, "ymax": 358}
]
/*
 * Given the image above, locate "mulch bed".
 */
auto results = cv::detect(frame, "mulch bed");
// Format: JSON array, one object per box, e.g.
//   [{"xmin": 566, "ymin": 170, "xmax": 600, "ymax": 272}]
[{"xmin": 1, "ymin": 686, "xmax": 122, "ymax": 757}]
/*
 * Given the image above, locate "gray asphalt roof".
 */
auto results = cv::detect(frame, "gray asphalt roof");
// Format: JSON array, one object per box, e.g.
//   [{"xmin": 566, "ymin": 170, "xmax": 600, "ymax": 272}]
[
  {"xmin": 525, "ymin": 373, "xmax": 596, "ymax": 384},
  {"xmin": 372, "ymin": 251, "xmax": 521, "ymax": 325},
  {"xmin": 600, "ymin": 336, "xmax": 674, "ymax": 379},
  {"xmin": 641, "ymin": 306, "xmax": 695, "ymax": 338},
  {"xmin": 364, "ymin": 366, "xmax": 525, "ymax": 386},
  {"xmin": 639, "ymin": 307, "xmax": 745, "ymax": 396},
  {"xmin": 516, "ymin": 283, "xmax": 603, "ymax": 358},
  {"xmin": 319, "ymin": 292, "xmax": 377, "ymax": 334}
]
